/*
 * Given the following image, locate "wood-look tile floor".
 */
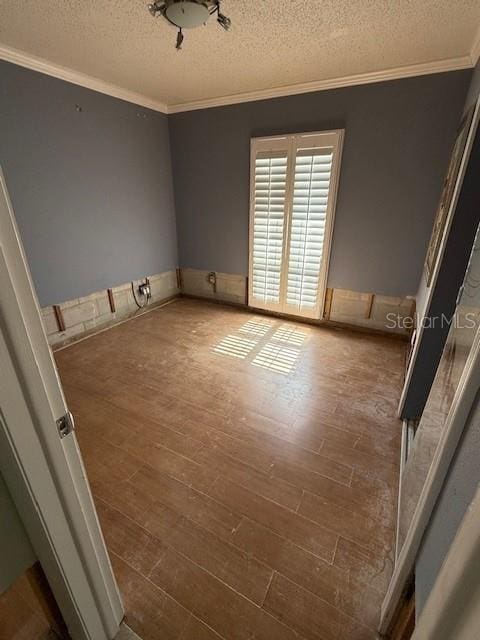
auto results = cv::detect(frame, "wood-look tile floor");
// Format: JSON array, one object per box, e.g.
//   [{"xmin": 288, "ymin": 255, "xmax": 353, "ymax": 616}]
[
  {"xmin": 0, "ymin": 575, "xmax": 51, "ymax": 640},
  {"xmin": 55, "ymin": 298, "xmax": 405, "ymax": 640}
]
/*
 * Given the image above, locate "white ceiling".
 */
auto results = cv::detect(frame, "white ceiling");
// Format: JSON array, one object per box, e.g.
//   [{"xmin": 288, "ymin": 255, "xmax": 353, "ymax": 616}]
[{"xmin": 0, "ymin": 1, "xmax": 479, "ymax": 113}]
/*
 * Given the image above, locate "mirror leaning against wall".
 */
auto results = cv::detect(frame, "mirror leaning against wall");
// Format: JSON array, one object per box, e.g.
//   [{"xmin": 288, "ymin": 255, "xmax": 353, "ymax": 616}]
[{"xmin": 398, "ymin": 221, "xmax": 480, "ymax": 554}]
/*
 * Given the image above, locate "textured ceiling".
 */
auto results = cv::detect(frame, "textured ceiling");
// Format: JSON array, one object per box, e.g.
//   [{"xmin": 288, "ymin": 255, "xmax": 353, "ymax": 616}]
[{"xmin": 0, "ymin": 0, "xmax": 479, "ymax": 110}]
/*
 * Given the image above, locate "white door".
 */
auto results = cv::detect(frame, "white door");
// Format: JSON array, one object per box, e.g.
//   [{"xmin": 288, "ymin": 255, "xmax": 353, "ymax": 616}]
[
  {"xmin": 0, "ymin": 168, "xmax": 124, "ymax": 640},
  {"xmin": 248, "ymin": 130, "xmax": 344, "ymax": 319}
]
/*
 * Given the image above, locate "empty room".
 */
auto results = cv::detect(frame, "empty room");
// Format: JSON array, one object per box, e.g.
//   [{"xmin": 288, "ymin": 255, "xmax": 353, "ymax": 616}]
[{"xmin": 1, "ymin": 2, "xmax": 480, "ymax": 640}]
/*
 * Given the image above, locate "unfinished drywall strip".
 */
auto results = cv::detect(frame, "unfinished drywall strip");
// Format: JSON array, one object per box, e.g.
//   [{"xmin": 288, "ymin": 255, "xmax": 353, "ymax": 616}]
[
  {"xmin": 41, "ymin": 270, "xmax": 179, "ymax": 348},
  {"xmin": 179, "ymin": 269, "xmax": 414, "ymax": 335},
  {"xmin": 329, "ymin": 288, "xmax": 415, "ymax": 335},
  {"xmin": 181, "ymin": 268, "xmax": 247, "ymax": 306}
]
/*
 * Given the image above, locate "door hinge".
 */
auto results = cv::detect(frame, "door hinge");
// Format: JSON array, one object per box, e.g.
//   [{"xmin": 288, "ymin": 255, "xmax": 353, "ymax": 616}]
[{"xmin": 56, "ymin": 411, "xmax": 75, "ymax": 438}]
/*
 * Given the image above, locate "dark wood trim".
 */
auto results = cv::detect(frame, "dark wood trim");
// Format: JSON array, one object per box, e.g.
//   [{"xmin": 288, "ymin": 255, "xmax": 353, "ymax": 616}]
[
  {"xmin": 323, "ymin": 288, "xmax": 333, "ymax": 320},
  {"xmin": 365, "ymin": 293, "xmax": 375, "ymax": 319},
  {"xmin": 388, "ymin": 588, "xmax": 415, "ymax": 640},
  {"xmin": 176, "ymin": 267, "xmax": 183, "ymax": 290},
  {"xmin": 107, "ymin": 288, "xmax": 116, "ymax": 313},
  {"xmin": 52, "ymin": 305, "xmax": 66, "ymax": 332}
]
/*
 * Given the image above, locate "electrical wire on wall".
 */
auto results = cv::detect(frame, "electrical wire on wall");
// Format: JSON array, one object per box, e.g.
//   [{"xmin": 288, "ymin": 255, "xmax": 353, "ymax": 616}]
[{"xmin": 131, "ymin": 281, "xmax": 149, "ymax": 309}]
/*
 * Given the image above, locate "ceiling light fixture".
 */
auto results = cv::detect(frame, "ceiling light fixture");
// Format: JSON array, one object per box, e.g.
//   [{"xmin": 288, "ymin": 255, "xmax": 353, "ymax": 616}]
[{"xmin": 148, "ymin": 0, "xmax": 231, "ymax": 50}]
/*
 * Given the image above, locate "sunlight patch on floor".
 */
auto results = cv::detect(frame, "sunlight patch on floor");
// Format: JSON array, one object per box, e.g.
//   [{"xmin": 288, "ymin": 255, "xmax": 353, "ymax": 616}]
[
  {"xmin": 212, "ymin": 334, "xmax": 258, "ymax": 359},
  {"xmin": 212, "ymin": 318, "xmax": 307, "ymax": 373},
  {"xmin": 252, "ymin": 342, "xmax": 301, "ymax": 374},
  {"xmin": 237, "ymin": 318, "xmax": 274, "ymax": 337},
  {"xmin": 271, "ymin": 324, "xmax": 309, "ymax": 347}
]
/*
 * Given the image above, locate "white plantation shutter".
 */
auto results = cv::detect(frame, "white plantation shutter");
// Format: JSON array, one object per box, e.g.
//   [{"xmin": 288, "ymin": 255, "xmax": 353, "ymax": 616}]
[
  {"xmin": 249, "ymin": 131, "xmax": 343, "ymax": 319},
  {"xmin": 251, "ymin": 151, "xmax": 289, "ymax": 306},
  {"xmin": 286, "ymin": 149, "xmax": 333, "ymax": 311}
]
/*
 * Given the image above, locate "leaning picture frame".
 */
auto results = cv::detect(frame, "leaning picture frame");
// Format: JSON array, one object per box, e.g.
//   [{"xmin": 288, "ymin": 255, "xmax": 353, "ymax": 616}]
[{"xmin": 425, "ymin": 104, "xmax": 476, "ymax": 286}]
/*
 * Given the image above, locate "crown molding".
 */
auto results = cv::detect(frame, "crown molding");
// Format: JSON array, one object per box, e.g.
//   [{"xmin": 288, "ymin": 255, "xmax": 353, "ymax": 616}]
[
  {"xmin": 167, "ymin": 55, "xmax": 473, "ymax": 113},
  {"xmin": 471, "ymin": 25, "xmax": 480, "ymax": 65},
  {"xmin": 0, "ymin": 44, "xmax": 168, "ymax": 114},
  {"xmin": 0, "ymin": 42, "xmax": 476, "ymax": 116}
]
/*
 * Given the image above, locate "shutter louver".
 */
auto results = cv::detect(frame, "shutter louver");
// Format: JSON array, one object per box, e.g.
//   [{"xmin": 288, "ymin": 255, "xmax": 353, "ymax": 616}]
[
  {"xmin": 286, "ymin": 150, "xmax": 333, "ymax": 311},
  {"xmin": 251, "ymin": 154, "xmax": 288, "ymax": 305}
]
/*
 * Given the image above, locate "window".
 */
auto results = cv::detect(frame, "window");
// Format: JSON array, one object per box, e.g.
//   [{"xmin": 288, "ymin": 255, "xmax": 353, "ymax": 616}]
[{"xmin": 248, "ymin": 130, "xmax": 344, "ymax": 319}]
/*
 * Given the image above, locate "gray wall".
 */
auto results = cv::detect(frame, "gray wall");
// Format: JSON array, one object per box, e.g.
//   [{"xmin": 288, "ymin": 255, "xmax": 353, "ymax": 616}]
[
  {"xmin": 0, "ymin": 472, "xmax": 36, "ymax": 594},
  {"xmin": 0, "ymin": 61, "xmax": 178, "ymax": 307},
  {"xmin": 416, "ymin": 390, "xmax": 480, "ymax": 614},
  {"xmin": 0, "ymin": 62, "xmax": 471, "ymax": 306},
  {"xmin": 402, "ymin": 60, "xmax": 480, "ymax": 418},
  {"xmin": 169, "ymin": 71, "xmax": 471, "ymax": 297}
]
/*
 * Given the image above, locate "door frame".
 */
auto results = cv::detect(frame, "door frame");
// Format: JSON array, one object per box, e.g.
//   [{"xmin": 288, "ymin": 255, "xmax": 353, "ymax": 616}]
[
  {"xmin": 248, "ymin": 129, "xmax": 344, "ymax": 320},
  {"xmin": 0, "ymin": 168, "xmax": 124, "ymax": 639},
  {"xmin": 379, "ymin": 316, "xmax": 480, "ymax": 633},
  {"xmin": 412, "ymin": 483, "xmax": 480, "ymax": 640}
]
